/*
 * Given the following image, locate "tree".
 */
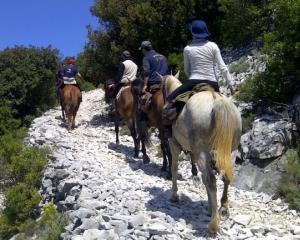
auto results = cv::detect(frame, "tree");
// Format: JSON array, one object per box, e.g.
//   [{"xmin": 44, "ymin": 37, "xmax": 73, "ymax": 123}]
[
  {"xmin": 79, "ymin": 0, "xmax": 222, "ymax": 84},
  {"xmin": 0, "ymin": 46, "xmax": 60, "ymax": 123}
]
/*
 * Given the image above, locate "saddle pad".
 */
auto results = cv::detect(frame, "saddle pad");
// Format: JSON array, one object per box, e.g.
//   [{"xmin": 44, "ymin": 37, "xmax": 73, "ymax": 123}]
[
  {"xmin": 116, "ymin": 86, "xmax": 130, "ymax": 100},
  {"xmin": 172, "ymin": 83, "xmax": 216, "ymax": 104},
  {"xmin": 64, "ymin": 80, "xmax": 77, "ymax": 85}
]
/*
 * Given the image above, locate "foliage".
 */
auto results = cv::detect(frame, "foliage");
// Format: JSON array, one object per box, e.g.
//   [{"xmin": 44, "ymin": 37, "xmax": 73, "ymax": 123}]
[
  {"xmin": 6, "ymin": 203, "xmax": 68, "ymax": 240},
  {"xmin": 78, "ymin": 79, "xmax": 96, "ymax": 91},
  {"xmin": 0, "ymin": 46, "xmax": 60, "ymax": 124},
  {"xmin": 0, "ymin": 130, "xmax": 49, "ymax": 239},
  {"xmin": 277, "ymin": 149, "xmax": 300, "ymax": 210},
  {"xmin": 236, "ymin": 0, "xmax": 300, "ymax": 106},
  {"xmin": 79, "ymin": 0, "xmax": 223, "ymax": 83},
  {"xmin": 218, "ymin": 0, "xmax": 272, "ymax": 47},
  {"xmin": 168, "ymin": 52, "xmax": 188, "ymax": 82}
]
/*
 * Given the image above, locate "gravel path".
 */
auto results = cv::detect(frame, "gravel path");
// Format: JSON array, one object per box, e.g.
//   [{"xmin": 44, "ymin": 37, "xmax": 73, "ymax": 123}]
[{"xmin": 28, "ymin": 89, "xmax": 300, "ymax": 240}]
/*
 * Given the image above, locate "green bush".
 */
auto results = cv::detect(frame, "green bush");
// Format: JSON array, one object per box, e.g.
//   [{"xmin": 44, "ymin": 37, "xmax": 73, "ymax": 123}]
[
  {"xmin": 10, "ymin": 203, "xmax": 68, "ymax": 240},
  {"xmin": 0, "ymin": 130, "xmax": 49, "ymax": 239},
  {"xmin": 277, "ymin": 149, "xmax": 300, "ymax": 210},
  {"xmin": 78, "ymin": 80, "xmax": 96, "ymax": 91}
]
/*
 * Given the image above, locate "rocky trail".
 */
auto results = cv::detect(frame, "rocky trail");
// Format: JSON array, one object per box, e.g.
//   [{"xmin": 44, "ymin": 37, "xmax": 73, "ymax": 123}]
[{"xmin": 28, "ymin": 89, "xmax": 300, "ymax": 240}]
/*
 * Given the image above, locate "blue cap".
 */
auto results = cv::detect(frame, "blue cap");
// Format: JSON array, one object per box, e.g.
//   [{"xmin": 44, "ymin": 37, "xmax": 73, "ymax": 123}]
[{"xmin": 190, "ymin": 20, "xmax": 210, "ymax": 39}]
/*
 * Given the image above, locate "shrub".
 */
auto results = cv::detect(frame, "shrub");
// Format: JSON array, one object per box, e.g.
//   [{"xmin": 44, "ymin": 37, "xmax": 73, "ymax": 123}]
[
  {"xmin": 120, "ymin": 125, "xmax": 131, "ymax": 136},
  {"xmin": 78, "ymin": 80, "xmax": 96, "ymax": 91},
  {"xmin": 277, "ymin": 149, "xmax": 300, "ymax": 210}
]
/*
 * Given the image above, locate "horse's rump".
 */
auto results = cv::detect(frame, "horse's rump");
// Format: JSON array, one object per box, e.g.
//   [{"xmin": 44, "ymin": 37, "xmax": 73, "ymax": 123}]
[{"xmin": 62, "ymin": 85, "xmax": 81, "ymax": 111}]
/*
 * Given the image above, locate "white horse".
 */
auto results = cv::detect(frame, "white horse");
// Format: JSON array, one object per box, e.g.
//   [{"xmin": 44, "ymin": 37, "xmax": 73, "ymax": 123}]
[{"xmin": 161, "ymin": 74, "xmax": 242, "ymax": 234}]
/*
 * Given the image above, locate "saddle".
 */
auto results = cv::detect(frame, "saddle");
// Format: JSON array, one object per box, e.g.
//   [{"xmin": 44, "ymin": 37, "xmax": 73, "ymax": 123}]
[
  {"xmin": 140, "ymin": 84, "xmax": 161, "ymax": 110},
  {"xmin": 162, "ymin": 83, "xmax": 217, "ymax": 123}
]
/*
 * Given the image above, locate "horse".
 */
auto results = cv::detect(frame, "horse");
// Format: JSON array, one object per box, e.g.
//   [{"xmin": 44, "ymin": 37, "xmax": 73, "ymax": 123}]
[
  {"xmin": 60, "ymin": 84, "xmax": 81, "ymax": 130},
  {"xmin": 131, "ymin": 78, "xmax": 176, "ymax": 179},
  {"xmin": 161, "ymin": 74, "xmax": 242, "ymax": 234},
  {"xmin": 114, "ymin": 84, "xmax": 140, "ymax": 158}
]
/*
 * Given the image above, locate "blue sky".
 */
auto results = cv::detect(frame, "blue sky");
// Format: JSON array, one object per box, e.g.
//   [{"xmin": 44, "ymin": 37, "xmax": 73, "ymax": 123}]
[{"xmin": 0, "ymin": 0, "xmax": 98, "ymax": 57}]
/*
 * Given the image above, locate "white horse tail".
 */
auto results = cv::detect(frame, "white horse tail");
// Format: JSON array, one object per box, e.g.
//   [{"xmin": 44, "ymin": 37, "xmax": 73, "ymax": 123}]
[{"xmin": 209, "ymin": 97, "xmax": 238, "ymax": 183}]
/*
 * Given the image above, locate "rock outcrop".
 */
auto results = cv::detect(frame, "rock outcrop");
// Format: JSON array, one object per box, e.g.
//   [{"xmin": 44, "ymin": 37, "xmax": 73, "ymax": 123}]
[{"xmin": 27, "ymin": 89, "xmax": 300, "ymax": 240}]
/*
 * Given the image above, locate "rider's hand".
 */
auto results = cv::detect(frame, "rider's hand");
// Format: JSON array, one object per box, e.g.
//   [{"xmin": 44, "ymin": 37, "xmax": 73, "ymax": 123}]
[
  {"xmin": 108, "ymin": 84, "xmax": 115, "ymax": 89},
  {"xmin": 142, "ymin": 86, "xmax": 147, "ymax": 93}
]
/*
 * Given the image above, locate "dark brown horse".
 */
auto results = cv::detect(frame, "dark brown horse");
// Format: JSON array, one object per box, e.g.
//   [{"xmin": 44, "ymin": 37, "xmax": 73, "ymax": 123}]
[
  {"xmin": 106, "ymin": 82, "xmax": 140, "ymax": 157},
  {"xmin": 132, "ymin": 77, "xmax": 199, "ymax": 179},
  {"xmin": 131, "ymin": 78, "xmax": 173, "ymax": 178},
  {"xmin": 60, "ymin": 85, "xmax": 81, "ymax": 130}
]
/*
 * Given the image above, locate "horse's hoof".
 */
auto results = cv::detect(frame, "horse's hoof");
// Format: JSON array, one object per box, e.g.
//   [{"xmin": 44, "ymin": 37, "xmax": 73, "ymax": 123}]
[
  {"xmin": 161, "ymin": 165, "xmax": 167, "ymax": 172},
  {"xmin": 166, "ymin": 173, "xmax": 172, "ymax": 180},
  {"xmin": 116, "ymin": 140, "xmax": 120, "ymax": 145},
  {"xmin": 170, "ymin": 195, "xmax": 179, "ymax": 202},
  {"xmin": 143, "ymin": 156, "xmax": 150, "ymax": 164},
  {"xmin": 133, "ymin": 153, "xmax": 139, "ymax": 158},
  {"xmin": 208, "ymin": 222, "xmax": 219, "ymax": 235},
  {"xmin": 219, "ymin": 206, "xmax": 229, "ymax": 219}
]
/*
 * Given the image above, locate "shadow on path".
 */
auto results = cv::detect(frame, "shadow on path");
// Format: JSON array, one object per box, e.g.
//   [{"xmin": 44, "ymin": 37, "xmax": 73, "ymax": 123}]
[{"xmin": 145, "ymin": 186, "xmax": 213, "ymax": 238}]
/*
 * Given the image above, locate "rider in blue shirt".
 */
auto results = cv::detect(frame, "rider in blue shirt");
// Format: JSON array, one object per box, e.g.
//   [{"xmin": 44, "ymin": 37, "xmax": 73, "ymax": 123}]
[{"xmin": 140, "ymin": 41, "xmax": 169, "ymax": 92}]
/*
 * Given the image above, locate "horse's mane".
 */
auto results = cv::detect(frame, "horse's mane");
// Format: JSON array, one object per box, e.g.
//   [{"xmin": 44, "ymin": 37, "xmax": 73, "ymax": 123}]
[{"xmin": 165, "ymin": 75, "xmax": 182, "ymax": 95}]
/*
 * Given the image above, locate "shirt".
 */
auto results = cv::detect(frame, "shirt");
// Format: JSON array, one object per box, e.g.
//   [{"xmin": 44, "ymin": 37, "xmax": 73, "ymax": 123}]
[
  {"xmin": 183, "ymin": 39, "xmax": 232, "ymax": 86},
  {"xmin": 143, "ymin": 50, "xmax": 169, "ymax": 84},
  {"xmin": 62, "ymin": 65, "xmax": 78, "ymax": 78}
]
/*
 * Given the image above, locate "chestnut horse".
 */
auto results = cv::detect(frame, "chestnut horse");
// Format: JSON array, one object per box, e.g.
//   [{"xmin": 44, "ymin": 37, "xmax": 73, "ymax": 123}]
[
  {"xmin": 105, "ymin": 81, "xmax": 140, "ymax": 157},
  {"xmin": 114, "ymin": 84, "xmax": 140, "ymax": 157},
  {"xmin": 60, "ymin": 85, "xmax": 81, "ymax": 130},
  {"xmin": 131, "ymin": 78, "xmax": 174, "ymax": 179}
]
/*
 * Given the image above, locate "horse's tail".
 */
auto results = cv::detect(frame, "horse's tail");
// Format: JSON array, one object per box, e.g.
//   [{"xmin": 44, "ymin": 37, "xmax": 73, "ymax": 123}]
[{"xmin": 209, "ymin": 97, "xmax": 240, "ymax": 184}]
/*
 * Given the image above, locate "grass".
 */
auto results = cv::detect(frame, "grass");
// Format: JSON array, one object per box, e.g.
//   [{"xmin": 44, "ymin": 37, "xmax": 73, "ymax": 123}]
[{"xmin": 277, "ymin": 149, "xmax": 300, "ymax": 210}]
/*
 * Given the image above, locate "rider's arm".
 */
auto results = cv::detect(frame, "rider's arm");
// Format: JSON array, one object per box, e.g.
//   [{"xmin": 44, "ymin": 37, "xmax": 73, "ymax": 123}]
[
  {"xmin": 114, "ymin": 63, "xmax": 125, "ymax": 84},
  {"xmin": 77, "ymin": 72, "xmax": 84, "ymax": 80},
  {"xmin": 213, "ymin": 43, "xmax": 234, "ymax": 95},
  {"xmin": 142, "ymin": 57, "xmax": 150, "ymax": 91},
  {"xmin": 183, "ymin": 47, "xmax": 191, "ymax": 77}
]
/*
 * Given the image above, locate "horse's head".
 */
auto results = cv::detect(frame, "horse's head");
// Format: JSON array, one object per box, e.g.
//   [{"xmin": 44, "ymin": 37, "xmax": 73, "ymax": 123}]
[{"xmin": 104, "ymin": 79, "xmax": 115, "ymax": 103}]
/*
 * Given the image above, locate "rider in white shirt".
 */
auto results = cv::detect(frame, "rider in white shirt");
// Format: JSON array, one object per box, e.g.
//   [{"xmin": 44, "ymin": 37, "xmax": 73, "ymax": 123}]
[{"xmin": 166, "ymin": 19, "xmax": 234, "ymax": 102}]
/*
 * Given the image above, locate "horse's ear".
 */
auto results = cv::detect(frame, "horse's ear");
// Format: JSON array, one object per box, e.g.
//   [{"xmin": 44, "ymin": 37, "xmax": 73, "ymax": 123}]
[
  {"xmin": 156, "ymin": 72, "xmax": 164, "ymax": 80},
  {"xmin": 174, "ymin": 71, "xmax": 180, "ymax": 79}
]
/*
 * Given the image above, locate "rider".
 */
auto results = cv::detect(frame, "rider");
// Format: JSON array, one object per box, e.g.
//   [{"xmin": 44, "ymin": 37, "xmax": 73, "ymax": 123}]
[
  {"xmin": 163, "ymin": 20, "xmax": 234, "ymax": 136},
  {"xmin": 61, "ymin": 57, "xmax": 84, "ymax": 101},
  {"xmin": 140, "ymin": 41, "xmax": 169, "ymax": 94},
  {"xmin": 113, "ymin": 50, "xmax": 138, "ymax": 99},
  {"xmin": 166, "ymin": 20, "xmax": 234, "ymax": 103}
]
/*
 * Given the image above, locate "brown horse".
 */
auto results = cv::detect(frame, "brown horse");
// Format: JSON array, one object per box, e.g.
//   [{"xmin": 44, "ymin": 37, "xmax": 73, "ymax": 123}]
[
  {"xmin": 60, "ymin": 85, "xmax": 81, "ymax": 130},
  {"xmin": 114, "ymin": 84, "xmax": 140, "ymax": 157},
  {"xmin": 131, "ymin": 78, "xmax": 173, "ymax": 178}
]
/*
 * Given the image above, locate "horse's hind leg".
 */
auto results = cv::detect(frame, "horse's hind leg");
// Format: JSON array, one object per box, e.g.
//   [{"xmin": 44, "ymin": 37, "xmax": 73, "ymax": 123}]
[
  {"xmin": 199, "ymin": 151, "xmax": 220, "ymax": 234},
  {"xmin": 169, "ymin": 138, "xmax": 181, "ymax": 202},
  {"xmin": 115, "ymin": 116, "xmax": 120, "ymax": 144},
  {"xmin": 129, "ymin": 119, "xmax": 139, "ymax": 158},
  {"xmin": 219, "ymin": 177, "xmax": 230, "ymax": 219}
]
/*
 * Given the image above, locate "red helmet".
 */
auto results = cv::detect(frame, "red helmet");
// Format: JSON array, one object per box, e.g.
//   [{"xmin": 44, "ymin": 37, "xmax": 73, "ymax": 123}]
[{"xmin": 67, "ymin": 57, "xmax": 76, "ymax": 65}]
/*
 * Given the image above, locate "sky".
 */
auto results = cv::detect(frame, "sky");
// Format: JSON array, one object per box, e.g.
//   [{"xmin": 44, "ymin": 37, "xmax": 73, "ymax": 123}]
[{"xmin": 0, "ymin": 0, "xmax": 98, "ymax": 57}]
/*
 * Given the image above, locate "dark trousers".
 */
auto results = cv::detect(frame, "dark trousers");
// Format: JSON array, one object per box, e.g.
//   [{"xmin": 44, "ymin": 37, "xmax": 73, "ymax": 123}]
[
  {"xmin": 166, "ymin": 79, "xmax": 220, "ymax": 102},
  {"xmin": 113, "ymin": 83, "xmax": 123, "ymax": 98}
]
